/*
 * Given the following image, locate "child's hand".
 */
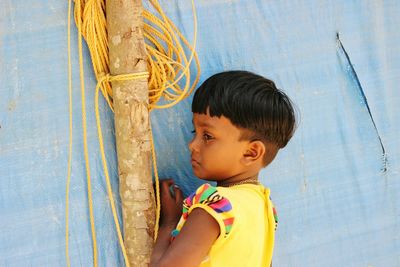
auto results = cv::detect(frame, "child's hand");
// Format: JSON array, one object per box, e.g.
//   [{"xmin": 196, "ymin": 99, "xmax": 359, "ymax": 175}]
[{"xmin": 159, "ymin": 179, "xmax": 183, "ymax": 227}]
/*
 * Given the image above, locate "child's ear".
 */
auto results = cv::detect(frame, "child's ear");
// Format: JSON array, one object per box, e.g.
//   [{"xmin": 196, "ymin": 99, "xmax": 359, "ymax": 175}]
[{"xmin": 242, "ymin": 140, "xmax": 266, "ymax": 166}]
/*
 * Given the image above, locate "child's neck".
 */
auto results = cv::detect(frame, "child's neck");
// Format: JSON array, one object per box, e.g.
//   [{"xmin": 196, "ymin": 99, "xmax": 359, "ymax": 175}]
[{"xmin": 217, "ymin": 173, "xmax": 259, "ymax": 187}]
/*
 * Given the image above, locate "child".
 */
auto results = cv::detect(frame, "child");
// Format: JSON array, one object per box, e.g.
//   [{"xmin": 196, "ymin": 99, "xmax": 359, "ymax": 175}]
[{"xmin": 150, "ymin": 71, "xmax": 296, "ymax": 267}]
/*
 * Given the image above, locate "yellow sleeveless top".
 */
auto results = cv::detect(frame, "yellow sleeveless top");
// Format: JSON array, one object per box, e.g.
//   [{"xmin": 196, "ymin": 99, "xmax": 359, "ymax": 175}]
[{"xmin": 171, "ymin": 183, "xmax": 278, "ymax": 267}]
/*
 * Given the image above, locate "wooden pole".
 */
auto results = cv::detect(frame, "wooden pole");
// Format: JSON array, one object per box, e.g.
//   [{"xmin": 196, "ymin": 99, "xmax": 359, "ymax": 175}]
[{"xmin": 106, "ymin": 1, "xmax": 155, "ymax": 266}]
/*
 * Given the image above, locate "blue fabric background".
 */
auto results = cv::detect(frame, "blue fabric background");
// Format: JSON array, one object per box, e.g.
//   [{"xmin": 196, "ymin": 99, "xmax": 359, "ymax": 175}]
[{"xmin": 0, "ymin": 0, "xmax": 399, "ymax": 266}]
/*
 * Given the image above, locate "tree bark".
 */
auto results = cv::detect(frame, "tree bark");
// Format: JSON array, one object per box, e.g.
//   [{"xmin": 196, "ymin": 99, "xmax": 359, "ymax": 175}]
[{"xmin": 106, "ymin": 1, "xmax": 155, "ymax": 266}]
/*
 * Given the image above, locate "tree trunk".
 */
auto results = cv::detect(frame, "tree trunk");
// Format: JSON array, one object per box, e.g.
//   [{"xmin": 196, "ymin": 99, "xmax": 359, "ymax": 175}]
[{"xmin": 106, "ymin": 1, "xmax": 155, "ymax": 266}]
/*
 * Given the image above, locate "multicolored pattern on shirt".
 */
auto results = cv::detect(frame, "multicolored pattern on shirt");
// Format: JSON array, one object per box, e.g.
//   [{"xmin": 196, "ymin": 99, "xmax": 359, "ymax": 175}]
[
  {"xmin": 270, "ymin": 196, "xmax": 278, "ymax": 231},
  {"xmin": 171, "ymin": 183, "xmax": 234, "ymax": 242}
]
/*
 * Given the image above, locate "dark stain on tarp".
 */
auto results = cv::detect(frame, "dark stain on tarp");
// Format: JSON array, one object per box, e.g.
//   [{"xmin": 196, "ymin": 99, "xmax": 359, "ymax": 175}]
[{"xmin": 336, "ymin": 32, "xmax": 388, "ymax": 173}]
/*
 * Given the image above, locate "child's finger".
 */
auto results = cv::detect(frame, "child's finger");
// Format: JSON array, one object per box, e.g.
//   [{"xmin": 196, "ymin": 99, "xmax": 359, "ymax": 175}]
[
  {"xmin": 173, "ymin": 185, "xmax": 184, "ymax": 203},
  {"xmin": 160, "ymin": 179, "xmax": 176, "ymax": 199},
  {"xmin": 160, "ymin": 178, "xmax": 175, "ymax": 186},
  {"xmin": 160, "ymin": 179, "xmax": 174, "ymax": 192}
]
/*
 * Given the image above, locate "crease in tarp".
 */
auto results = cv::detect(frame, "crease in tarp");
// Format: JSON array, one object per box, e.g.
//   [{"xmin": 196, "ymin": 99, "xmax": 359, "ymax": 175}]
[{"xmin": 336, "ymin": 32, "xmax": 388, "ymax": 173}]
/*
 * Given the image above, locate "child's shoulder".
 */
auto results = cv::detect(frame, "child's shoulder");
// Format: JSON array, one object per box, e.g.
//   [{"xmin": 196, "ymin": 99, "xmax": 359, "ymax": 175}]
[
  {"xmin": 184, "ymin": 183, "xmax": 233, "ymax": 214},
  {"xmin": 187, "ymin": 183, "xmax": 269, "ymax": 204},
  {"xmin": 173, "ymin": 183, "xmax": 234, "ymax": 242}
]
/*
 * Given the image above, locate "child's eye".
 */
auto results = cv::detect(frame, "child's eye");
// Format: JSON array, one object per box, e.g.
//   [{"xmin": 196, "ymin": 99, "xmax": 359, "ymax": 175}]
[
  {"xmin": 202, "ymin": 133, "xmax": 213, "ymax": 141},
  {"xmin": 191, "ymin": 129, "xmax": 196, "ymax": 134}
]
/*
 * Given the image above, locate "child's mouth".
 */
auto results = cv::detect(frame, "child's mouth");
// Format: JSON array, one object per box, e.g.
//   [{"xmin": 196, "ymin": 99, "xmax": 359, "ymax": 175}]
[{"xmin": 191, "ymin": 158, "xmax": 200, "ymax": 166}]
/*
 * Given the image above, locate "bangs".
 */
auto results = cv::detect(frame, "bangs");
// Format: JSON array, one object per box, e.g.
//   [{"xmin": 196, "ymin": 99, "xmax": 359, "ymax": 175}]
[{"xmin": 191, "ymin": 77, "xmax": 225, "ymax": 117}]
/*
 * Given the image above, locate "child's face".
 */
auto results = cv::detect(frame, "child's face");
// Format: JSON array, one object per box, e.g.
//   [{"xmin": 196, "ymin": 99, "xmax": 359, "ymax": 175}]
[{"xmin": 189, "ymin": 112, "xmax": 249, "ymax": 181}]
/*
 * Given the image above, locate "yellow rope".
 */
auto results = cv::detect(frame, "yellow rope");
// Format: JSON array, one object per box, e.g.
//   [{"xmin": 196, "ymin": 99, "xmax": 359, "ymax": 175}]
[
  {"xmin": 65, "ymin": 0, "xmax": 72, "ymax": 266},
  {"xmin": 149, "ymin": 121, "xmax": 161, "ymax": 240},
  {"xmin": 66, "ymin": 0, "xmax": 199, "ymax": 266},
  {"xmin": 73, "ymin": 0, "xmax": 200, "ymax": 111},
  {"xmin": 77, "ymin": 0, "xmax": 99, "ymax": 266}
]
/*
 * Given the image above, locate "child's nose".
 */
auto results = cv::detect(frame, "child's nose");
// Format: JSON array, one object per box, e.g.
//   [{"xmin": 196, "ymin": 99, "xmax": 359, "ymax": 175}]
[{"xmin": 188, "ymin": 136, "xmax": 198, "ymax": 153}]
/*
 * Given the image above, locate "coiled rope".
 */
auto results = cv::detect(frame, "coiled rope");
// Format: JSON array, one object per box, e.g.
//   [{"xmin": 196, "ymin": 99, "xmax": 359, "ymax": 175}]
[{"xmin": 66, "ymin": 0, "xmax": 199, "ymax": 266}]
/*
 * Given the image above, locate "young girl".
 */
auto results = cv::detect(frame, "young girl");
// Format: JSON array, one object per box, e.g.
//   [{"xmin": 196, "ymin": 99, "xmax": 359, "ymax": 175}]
[{"xmin": 150, "ymin": 71, "xmax": 296, "ymax": 267}]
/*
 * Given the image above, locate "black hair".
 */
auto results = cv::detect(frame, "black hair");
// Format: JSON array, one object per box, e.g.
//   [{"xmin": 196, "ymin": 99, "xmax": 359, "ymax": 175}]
[{"xmin": 192, "ymin": 71, "xmax": 296, "ymax": 165}]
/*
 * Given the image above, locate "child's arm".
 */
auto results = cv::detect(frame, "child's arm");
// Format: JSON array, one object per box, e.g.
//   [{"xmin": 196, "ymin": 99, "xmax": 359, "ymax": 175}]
[{"xmin": 150, "ymin": 180, "xmax": 220, "ymax": 267}]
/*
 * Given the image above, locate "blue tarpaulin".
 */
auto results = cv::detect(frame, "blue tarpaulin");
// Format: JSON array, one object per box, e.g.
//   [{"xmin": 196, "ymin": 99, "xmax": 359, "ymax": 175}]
[{"xmin": 0, "ymin": 0, "xmax": 399, "ymax": 266}]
